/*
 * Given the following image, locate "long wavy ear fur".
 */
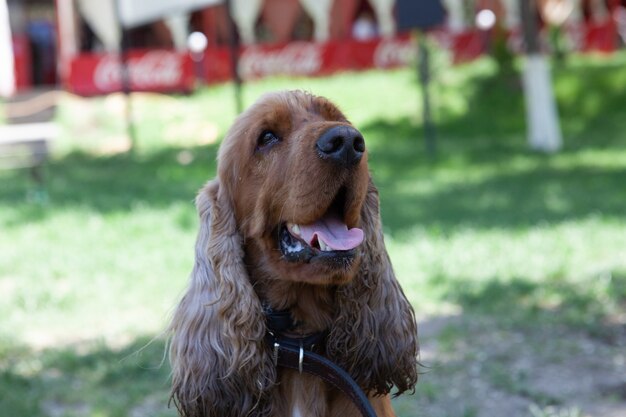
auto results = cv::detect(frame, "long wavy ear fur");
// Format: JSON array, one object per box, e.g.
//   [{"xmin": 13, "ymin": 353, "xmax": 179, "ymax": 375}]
[
  {"xmin": 168, "ymin": 180, "xmax": 275, "ymax": 417},
  {"xmin": 328, "ymin": 179, "xmax": 419, "ymax": 396}
]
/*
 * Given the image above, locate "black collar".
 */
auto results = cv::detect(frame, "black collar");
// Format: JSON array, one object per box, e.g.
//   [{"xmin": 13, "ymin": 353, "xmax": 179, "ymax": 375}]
[
  {"xmin": 263, "ymin": 305, "xmax": 327, "ymax": 352},
  {"xmin": 262, "ymin": 306, "xmax": 377, "ymax": 417},
  {"xmin": 264, "ymin": 305, "xmax": 297, "ymax": 332}
]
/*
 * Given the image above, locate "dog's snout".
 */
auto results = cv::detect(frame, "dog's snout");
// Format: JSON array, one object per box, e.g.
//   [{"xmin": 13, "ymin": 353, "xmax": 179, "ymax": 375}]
[{"xmin": 316, "ymin": 125, "xmax": 365, "ymax": 167}]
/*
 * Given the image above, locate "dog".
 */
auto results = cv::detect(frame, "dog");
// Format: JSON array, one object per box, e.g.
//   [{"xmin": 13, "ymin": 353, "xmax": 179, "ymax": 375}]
[{"xmin": 168, "ymin": 90, "xmax": 418, "ymax": 417}]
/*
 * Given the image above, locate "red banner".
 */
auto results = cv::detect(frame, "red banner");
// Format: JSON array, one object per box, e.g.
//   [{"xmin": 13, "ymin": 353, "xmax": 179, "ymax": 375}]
[
  {"xmin": 203, "ymin": 35, "xmax": 415, "ymax": 83},
  {"xmin": 68, "ymin": 50, "xmax": 195, "ymax": 95},
  {"xmin": 63, "ymin": 20, "xmax": 618, "ymax": 96},
  {"xmin": 12, "ymin": 35, "xmax": 31, "ymax": 90},
  {"xmin": 65, "ymin": 38, "xmax": 416, "ymax": 95},
  {"xmin": 563, "ymin": 20, "xmax": 618, "ymax": 53},
  {"xmin": 582, "ymin": 19, "xmax": 618, "ymax": 53},
  {"xmin": 451, "ymin": 31, "xmax": 485, "ymax": 64},
  {"xmin": 432, "ymin": 19, "xmax": 618, "ymax": 65}
]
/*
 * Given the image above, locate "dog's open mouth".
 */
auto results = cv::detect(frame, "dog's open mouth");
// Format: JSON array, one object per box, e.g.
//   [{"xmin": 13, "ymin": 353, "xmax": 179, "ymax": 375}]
[{"xmin": 278, "ymin": 188, "xmax": 364, "ymax": 264}]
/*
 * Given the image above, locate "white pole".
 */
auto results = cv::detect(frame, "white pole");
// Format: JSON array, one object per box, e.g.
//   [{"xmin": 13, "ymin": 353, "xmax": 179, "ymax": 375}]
[
  {"xmin": 521, "ymin": 0, "xmax": 562, "ymax": 153},
  {"xmin": 0, "ymin": 0, "xmax": 16, "ymax": 98},
  {"xmin": 522, "ymin": 56, "xmax": 562, "ymax": 152}
]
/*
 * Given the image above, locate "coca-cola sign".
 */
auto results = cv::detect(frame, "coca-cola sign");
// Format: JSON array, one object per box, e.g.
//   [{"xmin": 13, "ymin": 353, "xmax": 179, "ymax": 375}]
[
  {"xmin": 69, "ymin": 50, "xmax": 194, "ymax": 95},
  {"xmin": 373, "ymin": 38, "xmax": 415, "ymax": 68},
  {"xmin": 94, "ymin": 52, "xmax": 183, "ymax": 90},
  {"xmin": 207, "ymin": 36, "xmax": 414, "ymax": 83},
  {"xmin": 238, "ymin": 43, "xmax": 324, "ymax": 80}
]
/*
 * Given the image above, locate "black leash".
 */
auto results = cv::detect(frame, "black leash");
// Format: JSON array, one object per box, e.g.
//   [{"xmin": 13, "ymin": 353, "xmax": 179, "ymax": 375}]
[{"xmin": 265, "ymin": 308, "xmax": 378, "ymax": 417}]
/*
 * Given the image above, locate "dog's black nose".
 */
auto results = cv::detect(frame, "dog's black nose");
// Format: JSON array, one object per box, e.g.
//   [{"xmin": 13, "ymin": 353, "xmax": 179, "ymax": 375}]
[{"xmin": 316, "ymin": 125, "xmax": 365, "ymax": 167}]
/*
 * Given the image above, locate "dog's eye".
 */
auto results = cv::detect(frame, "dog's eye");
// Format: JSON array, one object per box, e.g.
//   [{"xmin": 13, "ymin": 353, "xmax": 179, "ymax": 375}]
[{"xmin": 257, "ymin": 131, "xmax": 280, "ymax": 150}]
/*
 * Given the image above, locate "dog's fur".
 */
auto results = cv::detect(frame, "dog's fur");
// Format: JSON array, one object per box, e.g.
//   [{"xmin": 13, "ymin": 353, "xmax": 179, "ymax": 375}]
[{"xmin": 168, "ymin": 91, "xmax": 418, "ymax": 417}]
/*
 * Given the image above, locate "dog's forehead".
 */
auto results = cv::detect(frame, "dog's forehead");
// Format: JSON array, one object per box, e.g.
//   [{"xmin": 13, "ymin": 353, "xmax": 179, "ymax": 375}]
[{"xmin": 251, "ymin": 91, "xmax": 347, "ymax": 123}]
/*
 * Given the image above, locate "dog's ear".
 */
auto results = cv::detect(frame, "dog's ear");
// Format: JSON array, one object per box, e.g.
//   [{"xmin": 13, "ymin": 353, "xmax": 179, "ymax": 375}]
[
  {"xmin": 168, "ymin": 180, "xmax": 275, "ymax": 417},
  {"xmin": 328, "ymin": 179, "xmax": 419, "ymax": 396}
]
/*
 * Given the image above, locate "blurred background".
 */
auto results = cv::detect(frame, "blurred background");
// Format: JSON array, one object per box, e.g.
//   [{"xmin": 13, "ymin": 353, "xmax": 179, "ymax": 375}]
[{"xmin": 1, "ymin": 0, "xmax": 626, "ymax": 416}]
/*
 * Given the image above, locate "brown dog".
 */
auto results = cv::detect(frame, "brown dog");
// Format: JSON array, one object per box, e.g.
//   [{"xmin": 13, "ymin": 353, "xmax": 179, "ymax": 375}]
[{"xmin": 168, "ymin": 90, "xmax": 418, "ymax": 417}]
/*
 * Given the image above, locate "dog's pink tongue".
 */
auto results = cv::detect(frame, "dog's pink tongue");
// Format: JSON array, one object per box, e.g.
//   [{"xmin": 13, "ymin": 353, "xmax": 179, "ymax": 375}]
[{"xmin": 299, "ymin": 216, "xmax": 364, "ymax": 251}]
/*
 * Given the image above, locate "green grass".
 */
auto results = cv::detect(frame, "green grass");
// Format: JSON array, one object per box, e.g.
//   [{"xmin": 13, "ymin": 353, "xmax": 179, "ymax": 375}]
[{"xmin": 1, "ymin": 51, "xmax": 626, "ymax": 416}]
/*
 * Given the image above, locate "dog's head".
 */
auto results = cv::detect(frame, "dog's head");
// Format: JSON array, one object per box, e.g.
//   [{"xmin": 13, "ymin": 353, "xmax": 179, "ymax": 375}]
[{"xmin": 218, "ymin": 90, "xmax": 370, "ymax": 285}]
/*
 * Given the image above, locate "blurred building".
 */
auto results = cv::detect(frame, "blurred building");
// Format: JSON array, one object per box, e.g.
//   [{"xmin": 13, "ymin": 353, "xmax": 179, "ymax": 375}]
[{"xmin": 1, "ymin": 0, "xmax": 624, "ymax": 97}]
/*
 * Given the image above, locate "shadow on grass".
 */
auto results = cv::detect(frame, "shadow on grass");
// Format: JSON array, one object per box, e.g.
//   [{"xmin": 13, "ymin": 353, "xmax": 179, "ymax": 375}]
[
  {"xmin": 0, "ymin": 336, "xmax": 174, "ymax": 417},
  {"xmin": 554, "ymin": 57, "xmax": 626, "ymax": 151},
  {"xmin": 0, "ymin": 144, "xmax": 219, "ymax": 227},
  {"xmin": 378, "ymin": 161, "xmax": 626, "ymax": 233},
  {"xmin": 363, "ymin": 114, "xmax": 626, "ymax": 234},
  {"xmin": 433, "ymin": 271, "xmax": 626, "ymax": 337}
]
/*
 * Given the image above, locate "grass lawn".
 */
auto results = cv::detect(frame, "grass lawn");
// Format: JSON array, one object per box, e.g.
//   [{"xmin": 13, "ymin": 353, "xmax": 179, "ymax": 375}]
[{"xmin": 1, "ymin": 51, "xmax": 626, "ymax": 417}]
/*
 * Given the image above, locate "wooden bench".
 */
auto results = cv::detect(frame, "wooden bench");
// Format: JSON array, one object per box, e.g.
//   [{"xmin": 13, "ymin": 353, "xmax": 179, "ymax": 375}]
[{"xmin": 0, "ymin": 122, "xmax": 59, "ymax": 185}]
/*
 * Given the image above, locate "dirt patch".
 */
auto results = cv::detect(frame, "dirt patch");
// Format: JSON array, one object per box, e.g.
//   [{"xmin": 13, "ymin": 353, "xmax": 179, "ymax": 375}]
[{"xmin": 415, "ymin": 314, "xmax": 626, "ymax": 417}]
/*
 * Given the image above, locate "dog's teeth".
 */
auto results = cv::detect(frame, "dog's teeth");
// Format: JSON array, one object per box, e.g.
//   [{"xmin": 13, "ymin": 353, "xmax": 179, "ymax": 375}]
[
  {"xmin": 319, "ymin": 238, "xmax": 331, "ymax": 252},
  {"xmin": 291, "ymin": 224, "xmax": 301, "ymax": 235}
]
